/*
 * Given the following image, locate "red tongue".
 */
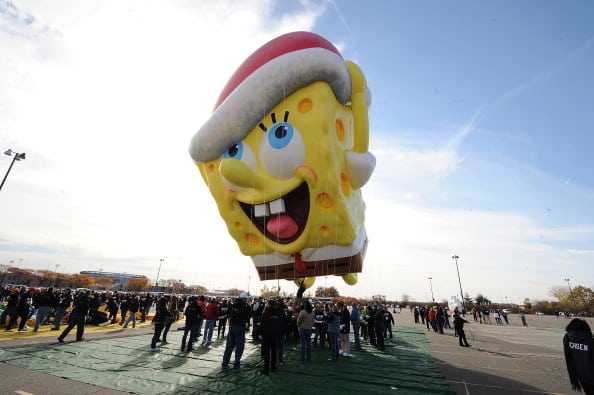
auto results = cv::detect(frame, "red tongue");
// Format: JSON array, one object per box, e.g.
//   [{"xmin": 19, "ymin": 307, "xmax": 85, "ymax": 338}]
[{"xmin": 266, "ymin": 215, "xmax": 299, "ymax": 238}]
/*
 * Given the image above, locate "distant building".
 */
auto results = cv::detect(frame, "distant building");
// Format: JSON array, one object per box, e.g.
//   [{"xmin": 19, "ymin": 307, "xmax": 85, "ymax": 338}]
[{"xmin": 80, "ymin": 271, "xmax": 148, "ymax": 290}]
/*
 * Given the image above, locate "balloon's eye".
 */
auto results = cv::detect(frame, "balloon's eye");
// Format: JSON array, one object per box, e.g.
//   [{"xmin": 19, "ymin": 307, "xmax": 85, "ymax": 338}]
[
  {"xmin": 223, "ymin": 142, "xmax": 243, "ymax": 159},
  {"xmin": 260, "ymin": 122, "xmax": 305, "ymax": 180},
  {"xmin": 268, "ymin": 123, "xmax": 293, "ymax": 149}
]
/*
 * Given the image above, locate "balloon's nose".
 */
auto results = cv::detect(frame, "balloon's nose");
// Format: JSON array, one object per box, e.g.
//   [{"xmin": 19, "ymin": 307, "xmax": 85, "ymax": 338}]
[{"xmin": 220, "ymin": 159, "xmax": 266, "ymax": 190}]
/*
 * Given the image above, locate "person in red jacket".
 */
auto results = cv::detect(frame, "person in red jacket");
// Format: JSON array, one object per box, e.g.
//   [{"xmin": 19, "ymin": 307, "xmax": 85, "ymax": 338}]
[{"xmin": 203, "ymin": 298, "xmax": 219, "ymax": 344}]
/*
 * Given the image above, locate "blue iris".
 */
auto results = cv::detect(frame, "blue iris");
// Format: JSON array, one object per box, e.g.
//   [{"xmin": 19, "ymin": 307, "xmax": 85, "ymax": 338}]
[
  {"xmin": 223, "ymin": 142, "xmax": 243, "ymax": 159},
  {"xmin": 268, "ymin": 122, "xmax": 294, "ymax": 150}
]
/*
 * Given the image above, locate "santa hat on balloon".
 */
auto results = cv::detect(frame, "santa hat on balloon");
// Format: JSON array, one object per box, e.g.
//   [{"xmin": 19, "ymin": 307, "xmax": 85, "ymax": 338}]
[{"xmin": 189, "ymin": 31, "xmax": 363, "ymax": 163}]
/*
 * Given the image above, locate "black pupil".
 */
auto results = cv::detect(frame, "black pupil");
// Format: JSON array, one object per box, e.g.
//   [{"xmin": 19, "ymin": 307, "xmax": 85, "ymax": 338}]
[
  {"xmin": 275, "ymin": 126, "xmax": 287, "ymax": 139},
  {"xmin": 228, "ymin": 145, "xmax": 239, "ymax": 157}
]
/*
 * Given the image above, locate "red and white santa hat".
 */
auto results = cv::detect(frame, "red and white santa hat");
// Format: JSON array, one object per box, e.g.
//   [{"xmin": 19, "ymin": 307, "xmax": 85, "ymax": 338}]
[{"xmin": 189, "ymin": 31, "xmax": 353, "ymax": 163}]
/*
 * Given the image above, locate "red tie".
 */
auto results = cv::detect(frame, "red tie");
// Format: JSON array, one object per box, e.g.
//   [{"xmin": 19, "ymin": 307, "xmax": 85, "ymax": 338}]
[{"xmin": 294, "ymin": 252, "xmax": 306, "ymax": 272}]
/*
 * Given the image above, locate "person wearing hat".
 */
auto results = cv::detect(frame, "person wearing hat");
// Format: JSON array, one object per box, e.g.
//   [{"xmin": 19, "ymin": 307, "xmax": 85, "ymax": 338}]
[
  {"xmin": 52, "ymin": 288, "xmax": 73, "ymax": 330},
  {"xmin": 563, "ymin": 318, "xmax": 594, "ymax": 394},
  {"xmin": 222, "ymin": 292, "xmax": 252, "ymax": 371}
]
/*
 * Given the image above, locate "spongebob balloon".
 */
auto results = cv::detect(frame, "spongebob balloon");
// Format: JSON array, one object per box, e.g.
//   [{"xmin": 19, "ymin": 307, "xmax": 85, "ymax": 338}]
[{"xmin": 189, "ymin": 32, "xmax": 375, "ymax": 288}]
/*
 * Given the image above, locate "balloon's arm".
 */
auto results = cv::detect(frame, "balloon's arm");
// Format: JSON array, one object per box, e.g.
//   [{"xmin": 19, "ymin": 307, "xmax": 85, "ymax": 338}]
[{"xmin": 345, "ymin": 61, "xmax": 369, "ymax": 154}]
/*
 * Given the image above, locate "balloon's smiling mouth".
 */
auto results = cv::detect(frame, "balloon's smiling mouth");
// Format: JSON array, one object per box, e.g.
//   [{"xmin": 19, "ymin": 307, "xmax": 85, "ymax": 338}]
[{"xmin": 239, "ymin": 182, "xmax": 309, "ymax": 244}]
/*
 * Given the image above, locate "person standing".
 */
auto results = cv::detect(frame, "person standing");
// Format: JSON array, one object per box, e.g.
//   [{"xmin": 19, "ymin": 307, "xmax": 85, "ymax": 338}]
[
  {"xmin": 222, "ymin": 293, "xmax": 252, "ymax": 371},
  {"xmin": 2, "ymin": 288, "xmax": 19, "ymax": 330},
  {"xmin": 161, "ymin": 294, "xmax": 179, "ymax": 345},
  {"xmin": 339, "ymin": 301, "xmax": 351, "ymax": 356},
  {"xmin": 326, "ymin": 304, "xmax": 341, "ymax": 362},
  {"xmin": 105, "ymin": 294, "xmax": 119, "ymax": 325},
  {"xmin": 140, "ymin": 293, "xmax": 152, "ymax": 323},
  {"xmin": 312, "ymin": 303, "xmax": 326, "ymax": 348},
  {"xmin": 563, "ymin": 318, "xmax": 594, "ymax": 394},
  {"xmin": 453, "ymin": 308, "xmax": 471, "ymax": 347},
  {"xmin": 181, "ymin": 296, "xmax": 202, "ymax": 352},
  {"xmin": 351, "ymin": 302, "xmax": 361, "ymax": 350},
  {"xmin": 33, "ymin": 287, "xmax": 56, "ymax": 332},
  {"xmin": 150, "ymin": 295, "xmax": 170, "ymax": 351},
  {"xmin": 520, "ymin": 311, "xmax": 528, "ymax": 326},
  {"xmin": 217, "ymin": 299, "xmax": 229, "ymax": 339},
  {"xmin": 360, "ymin": 305, "xmax": 369, "ymax": 341},
  {"xmin": 58, "ymin": 290, "xmax": 90, "ymax": 343},
  {"xmin": 297, "ymin": 300, "xmax": 315, "ymax": 362},
  {"xmin": 383, "ymin": 305, "xmax": 395, "ymax": 339},
  {"xmin": 122, "ymin": 294, "xmax": 140, "ymax": 328},
  {"xmin": 251, "ymin": 297, "xmax": 264, "ymax": 340},
  {"xmin": 374, "ymin": 304, "xmax": 386, "ymax": 351},
  {"xmin": 203, "ymin": 298, "xmax": 219, "ymax": 344},
  {"xmin": 260, "ymin": 299, "xmax": 281, "ymax": 374},
  {"xmin": 51, "ymin": 288, "xmax": 73, "ymax": 331},
  {"xmin": 366, "ymin": 305, "xmax": 377, "ymax": 347},
  {"xmin": 6, "ymin": 287, "xmax": 32, "ymax": 332},
  {"xmin": 119, "ymin": 293, "xmax": 130, "ymax": 325}
]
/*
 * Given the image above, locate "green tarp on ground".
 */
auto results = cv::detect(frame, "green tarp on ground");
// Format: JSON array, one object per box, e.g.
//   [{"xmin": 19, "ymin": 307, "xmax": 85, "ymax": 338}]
[{"xmin": 0, "ymin": 327, "xmax": 454, "ymax": 394}]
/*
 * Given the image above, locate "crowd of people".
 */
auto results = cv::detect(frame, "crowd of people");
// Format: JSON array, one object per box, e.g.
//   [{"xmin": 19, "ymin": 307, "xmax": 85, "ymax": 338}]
[
  {"xmin": 147, "ymin": 282, "xmax": 398, "ymax": 374},
  {"xmin": 0, "ymin": 284, "xmax": 397, "ymax": 375}
]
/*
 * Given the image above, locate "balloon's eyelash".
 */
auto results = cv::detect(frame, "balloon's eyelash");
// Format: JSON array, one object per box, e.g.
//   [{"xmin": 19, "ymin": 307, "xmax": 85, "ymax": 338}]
[{"xmin": 258, "ymin": 111, "xmax": 290, "ymax": 132}]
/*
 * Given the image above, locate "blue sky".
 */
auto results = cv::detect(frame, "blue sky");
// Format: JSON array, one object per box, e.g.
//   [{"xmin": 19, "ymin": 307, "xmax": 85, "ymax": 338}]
[{"xmin": 1, "ymin": 0, "xmax": 593, "ymax": 304}]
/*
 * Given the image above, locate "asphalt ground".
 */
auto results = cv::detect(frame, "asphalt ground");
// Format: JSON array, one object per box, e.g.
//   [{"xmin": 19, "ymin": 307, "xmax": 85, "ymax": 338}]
[
  {"xmin": 0, "ymin": 311, "xmax": 582, "ymax": 394},
  {"xmin": 393, "ymin": 310, "xmax": 581, "ymax": 395}
]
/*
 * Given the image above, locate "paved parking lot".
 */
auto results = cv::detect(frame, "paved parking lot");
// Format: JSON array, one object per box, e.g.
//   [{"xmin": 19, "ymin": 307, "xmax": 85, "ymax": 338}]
[{"xmin": 394, "ymin": 310, "xmax": 578, "ymax": 394}]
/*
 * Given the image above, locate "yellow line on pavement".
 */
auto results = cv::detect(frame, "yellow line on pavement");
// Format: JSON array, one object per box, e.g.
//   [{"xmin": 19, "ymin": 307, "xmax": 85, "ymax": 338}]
[{"xmin": 15, "ymin": 390, "xmax": 35, "ymax": 395}]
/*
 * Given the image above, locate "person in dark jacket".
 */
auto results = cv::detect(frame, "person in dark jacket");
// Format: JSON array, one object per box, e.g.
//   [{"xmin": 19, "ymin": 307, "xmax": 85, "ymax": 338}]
[
  {"xmin": 374, "ymin": 304, "xmax": 385, "ymax": 351},
  {"xmin": 119, "ymin": 293, "xmax": 130, "ymax": 325},
  {"xmin": 339, "ymin": 301, "xmax": 351, "ymax": 356},
  {"xmin": 150, "ymin": 295, "xmax": 171, "ymax": 351},
  {"xmin": 260, "ymin": 299, "xmax": 281, "ymax": 374},
  {"xmin": 564, "ymin": 318, "xmax": 594, "ymax": 394},
  {"xmin": 122, "ymin": 294, "xmax": 140, "ymax": 328},
  {"xmin": 58, "ymin": 290, "xmax": 90, "ymax": 342},
  {"xmin": 6, "ymin": 287, "xmax": 32, "ymax": 332},
  {"xmin": 181, "ymin": 296, "xmax": 203, "ymax": 352},
  {"xmin": 2, "ymin": 288, "xmax": 19, "ymax": 330},
  {"xmin": 366, "ymin": 305, "xmax": 376, "ymax": 346},
  {"xmin": 106, "ymin": 294, "xmax": 120, "ymax": 324},
  {"xmin": 217, "ymin": 299, "xmax": 229, "ymax": 339},
  {"xmin": 33, "ymin": 287, "xmax": 56, "ymax": 332},
  {"xmin": 453, "ymin": 309, "xmax": 471, "ymax": 347},
  {"xmin": 52, "ymin": 288, "xmax": 73, "ymax": 330},
  {"xmin": 222, "ymin": 293, "xmax": 252, "ymax": 370}
]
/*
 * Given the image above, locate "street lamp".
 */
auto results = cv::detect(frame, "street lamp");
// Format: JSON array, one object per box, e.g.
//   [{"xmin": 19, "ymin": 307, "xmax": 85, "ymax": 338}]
[
  {"xmin": 428, "ymin": 276, "xmax": 435, "ymax": 302},
  {"xmin": 583, "ymin": 291, "xmax": 592, "ymax": 315},
  {"xmin": 1, "ymin": 149, "xmax": 26, "ymax": 192},
  {"xmin": 155, "ymin": 258, "xmax": 164, "ymax": 288},
  {"xmin": 452, "ymin": 255, "xmax": 465, "ymax": 311},
  {"xmin": 564, "ymin": 278, "xmax": 572, "ymax": 293}
]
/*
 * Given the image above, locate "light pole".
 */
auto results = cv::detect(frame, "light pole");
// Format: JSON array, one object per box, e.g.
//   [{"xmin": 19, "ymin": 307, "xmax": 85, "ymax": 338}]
[
  {"xmin": 565, "ymin": 278, "xmax": 575, "ymax": 311},
  {"xmin": 564, "ymin": 278, "xmax": 572, "ymax": 293},
  {"xmin": 583, "ymin": 291, "xmax": 592, "ymax": 315},
  {"xmin": 428, "ymin": 276, "xmax": 434, "ymax": 302},
  {"xmin": 155, "ymin": 258, "xmax": 164, "ymax": 289},
  {"xmin": 1, "ymin": 149, "xmax": 26, "ymax": 192},
  {"xmin": 248, "ymin": 276, "xmax": 251, "ymax": 296},
  {"xmin": 452, "ymin": 255, "xmax": 465, "ymax": 311}
]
